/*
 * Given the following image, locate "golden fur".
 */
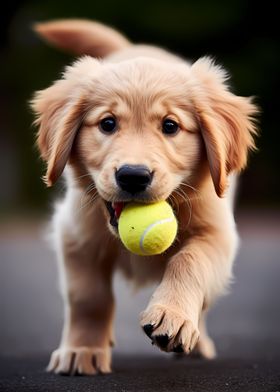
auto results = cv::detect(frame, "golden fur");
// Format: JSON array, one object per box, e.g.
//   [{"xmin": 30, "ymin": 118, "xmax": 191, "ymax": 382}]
[{"xmin": 31, "ymin": 19, "xmax": 258, "ymax": 375}]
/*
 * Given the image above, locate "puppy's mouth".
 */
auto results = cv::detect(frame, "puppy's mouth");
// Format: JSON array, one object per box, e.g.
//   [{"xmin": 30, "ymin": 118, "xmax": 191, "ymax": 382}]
[
  {"xmin": 104, "ymin": 191, "xmax": 165, "ymax": 230},
  {"xmin": 105, "ymin": 201, "xmax": 126, "ymax": 228}
]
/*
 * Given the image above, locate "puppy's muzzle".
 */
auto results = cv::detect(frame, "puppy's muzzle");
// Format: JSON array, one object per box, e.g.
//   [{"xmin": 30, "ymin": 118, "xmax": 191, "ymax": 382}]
[
  {"xmin": 115, "ymin": 164, "xmax": 153, "ymax": 194},
  {"xmin": 105, "ymin": 165, "xmax": 154, "ymax": 230}
]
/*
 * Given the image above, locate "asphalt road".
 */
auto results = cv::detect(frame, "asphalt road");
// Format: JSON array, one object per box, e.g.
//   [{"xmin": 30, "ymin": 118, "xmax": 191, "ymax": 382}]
[
  {"xmin": 0, "ymin": 210, "xmax": 280, "ymax": 391},
  {"xmin": 0, "ymin": 355, "xmax": 279, "ymax": 392}
]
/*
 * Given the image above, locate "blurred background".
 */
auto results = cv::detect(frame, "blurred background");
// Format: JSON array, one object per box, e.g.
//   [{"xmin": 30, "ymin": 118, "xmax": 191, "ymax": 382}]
[{"xmin": 0, "ymin": 0, "xmax": 279, "ymax": 360}]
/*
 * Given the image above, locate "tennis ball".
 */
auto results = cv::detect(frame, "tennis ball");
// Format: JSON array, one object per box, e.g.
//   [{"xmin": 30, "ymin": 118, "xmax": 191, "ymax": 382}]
[{"xmin": 118, "ymin": 201, "xmax": 177, "ymax": 256}]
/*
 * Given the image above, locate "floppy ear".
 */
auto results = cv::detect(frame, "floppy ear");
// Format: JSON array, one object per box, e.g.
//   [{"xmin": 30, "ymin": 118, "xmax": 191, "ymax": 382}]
[
  {"xmin": 31, "ymin": 82, "xmax": 88, "ymax": 186},
  {"xmin": 191, "ymin": 57, "xmax": 258, "ymax": 197},
  {"xmin": 31, "ymin": 57, "xmax": 100, "ymax": 186}
]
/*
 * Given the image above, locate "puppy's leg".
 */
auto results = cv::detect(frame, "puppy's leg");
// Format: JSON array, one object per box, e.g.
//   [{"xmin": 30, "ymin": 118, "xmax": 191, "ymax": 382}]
[
  {"xmin": 192, "ymin": 312, "xmax": 216, "ymax": 359},
  {"xmin": 47, "ymin": 206, "xmax": 117, "ymax": 375},
  {"xmin": 140, "ymin": 226, "xmax": 237, "ymax": 355}
]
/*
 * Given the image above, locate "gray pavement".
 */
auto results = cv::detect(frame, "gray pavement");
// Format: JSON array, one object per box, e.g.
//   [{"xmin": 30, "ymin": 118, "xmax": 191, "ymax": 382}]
[
  {"xmin": 0, "ymin": 210, "xmax": 280, "ymax": 390},
  {"xmin": 0, "ymin": 356, "xmax": 279, "ymax": 392}
]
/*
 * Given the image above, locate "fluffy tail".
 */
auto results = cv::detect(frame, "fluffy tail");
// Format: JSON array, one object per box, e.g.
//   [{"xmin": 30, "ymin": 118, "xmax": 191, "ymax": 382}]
[{"xmin": 33, "ymin": 19, "xmax": 131, "ymax": 58}]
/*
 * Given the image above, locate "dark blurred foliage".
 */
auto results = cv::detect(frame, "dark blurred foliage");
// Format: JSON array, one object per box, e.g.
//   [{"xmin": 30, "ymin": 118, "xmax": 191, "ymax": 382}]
[{"xmin": 0, "ymin": 0, "xmax": 279, "ymax": 216}]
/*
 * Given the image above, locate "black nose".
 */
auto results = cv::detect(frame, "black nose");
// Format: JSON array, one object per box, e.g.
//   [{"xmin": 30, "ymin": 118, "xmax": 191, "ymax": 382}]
[{"xmin": 115, "ymin": 165, "xmax": 153, "ymax": 194}]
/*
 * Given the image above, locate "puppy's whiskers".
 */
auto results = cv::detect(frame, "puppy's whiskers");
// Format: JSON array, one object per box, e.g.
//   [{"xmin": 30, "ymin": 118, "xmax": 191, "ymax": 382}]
[
  {"xmin": 173, "ymin": 188, "xmax": 193, "ymax": 228},
  {"xmin": 179, "ymin": 181, "xmax": 201, "ymax": 198},
  {"xmin": 78, "ymin": 182, "xmax": 99, "ymax": 214},
  {"xmin": 168, "ymin": 193, "xmax": 180, "ymax": 215},
  {"xmin": 73, "ymin": 173, "xmax": 94, "ymax": 182}
]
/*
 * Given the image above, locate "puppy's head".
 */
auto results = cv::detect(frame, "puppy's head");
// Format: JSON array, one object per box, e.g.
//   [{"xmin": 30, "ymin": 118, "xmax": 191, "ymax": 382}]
[{"xmin": 31, "ymin": 56, "xmax": 257, "ymax": 230}]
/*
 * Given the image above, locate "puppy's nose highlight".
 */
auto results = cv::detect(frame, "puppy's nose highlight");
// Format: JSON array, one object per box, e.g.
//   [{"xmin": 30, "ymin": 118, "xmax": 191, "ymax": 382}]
[{"xmin": 115, "ymin": 164, "xmax": 153, "ymax": 194}]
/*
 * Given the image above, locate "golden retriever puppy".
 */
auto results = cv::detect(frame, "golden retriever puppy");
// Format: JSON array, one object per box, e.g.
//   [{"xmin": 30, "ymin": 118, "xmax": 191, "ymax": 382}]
[{"xmin": 31, "ymin": 20, "xmax": 258, "ymax": 375}]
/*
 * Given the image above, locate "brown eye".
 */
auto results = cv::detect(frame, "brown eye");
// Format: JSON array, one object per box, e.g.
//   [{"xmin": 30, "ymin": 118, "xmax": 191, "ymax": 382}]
[
  {"xmin": 162, "ymin": 119, "xmax": 179, "ymax": 135},
  {"xmin": 99, "ymin": 117, "xmax": 117, "ymax": 134}
]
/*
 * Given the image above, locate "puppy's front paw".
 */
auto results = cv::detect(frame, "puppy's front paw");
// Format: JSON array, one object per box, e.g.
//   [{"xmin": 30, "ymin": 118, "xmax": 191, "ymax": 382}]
[
  {"xmin": 140, "ymin": 305, "xmax": 199, "ymax": 353},
  {"xmin": 47, "ymin": 346, "xmax": 111, "ymax": 375}
]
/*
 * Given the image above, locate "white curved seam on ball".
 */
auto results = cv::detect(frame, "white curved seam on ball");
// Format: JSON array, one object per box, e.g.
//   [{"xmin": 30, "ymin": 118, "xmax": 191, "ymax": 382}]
[{"xmin": 139, "ymin": 217, "xmax": 175, "ymax": 255}]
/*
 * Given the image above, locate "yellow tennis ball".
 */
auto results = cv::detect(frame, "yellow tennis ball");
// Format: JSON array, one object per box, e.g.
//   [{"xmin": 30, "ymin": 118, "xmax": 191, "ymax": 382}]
[{"xmin": 118, "ymin": 201, "xmax": 178, "ymax": 256}]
